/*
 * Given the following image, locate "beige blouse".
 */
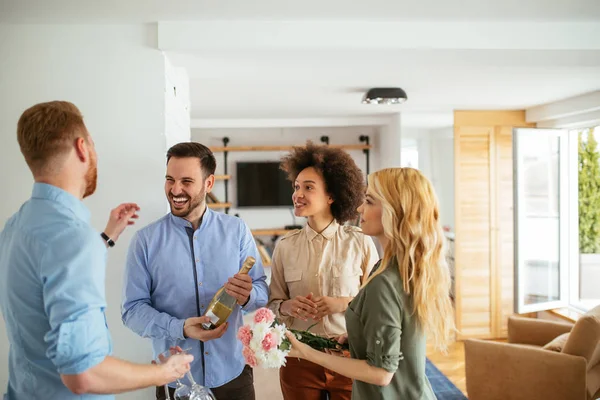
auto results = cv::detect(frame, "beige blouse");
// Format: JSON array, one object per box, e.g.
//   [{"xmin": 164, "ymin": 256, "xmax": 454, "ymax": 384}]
[{"xmin": 268, "ymin": 220, "xmax": 379, "ymax": 338}]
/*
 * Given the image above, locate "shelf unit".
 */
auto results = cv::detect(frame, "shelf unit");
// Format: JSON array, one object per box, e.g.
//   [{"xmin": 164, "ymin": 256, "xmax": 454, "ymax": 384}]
[
  {"xmin": 207, "ymin": 202, "xmax": 232, "ymax": 209},
  {"xmin": 251, "ymin": 229, "xmax": 295, "ymax": 237},
  {"xmin": 210, "ymin": 135, "xmax": 372, "ymax": 215},
  {"xmin": 209, "ymin": 144, "xmax": 371, "ymax": 152}
]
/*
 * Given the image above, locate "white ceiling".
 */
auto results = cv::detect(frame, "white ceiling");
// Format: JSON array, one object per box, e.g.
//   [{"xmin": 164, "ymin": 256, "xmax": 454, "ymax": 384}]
[
  {"xmin": 169, "ymin": 48, "xmax": 600, "ymax": 123},
  {"xmin": 2, "ymin": 0, "xmax": 600, "ymax": 22},
  {"xmin": 3, "ymin": 0, "xmax": 600, "ymax": 128}
]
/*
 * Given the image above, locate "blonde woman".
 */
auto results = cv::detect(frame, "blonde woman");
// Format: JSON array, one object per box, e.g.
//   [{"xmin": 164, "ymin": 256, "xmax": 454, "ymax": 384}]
[
  {"xmin": 268, "ymin": 142, "xmax": 379, "ymax": 400},
  {"xmin": 285, "ymin": 167, "xmax": 455, "ymax": 400}
]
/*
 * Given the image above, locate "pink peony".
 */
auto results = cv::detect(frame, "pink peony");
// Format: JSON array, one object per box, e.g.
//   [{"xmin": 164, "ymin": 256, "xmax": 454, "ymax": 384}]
[
  {"xmin": 242, "ymin": 346, "xmax": 257, "ymax": 368},
  {"xmin": 253, "ymin": 307, "xmax": 275, "ymax": 325},
  {"xmin": 261, "ymin": 332, "xmax": 278, "ymax": 351},
  {"xmin": 237, "ymin": 324, "xmax": 252, "ymax": 346}
]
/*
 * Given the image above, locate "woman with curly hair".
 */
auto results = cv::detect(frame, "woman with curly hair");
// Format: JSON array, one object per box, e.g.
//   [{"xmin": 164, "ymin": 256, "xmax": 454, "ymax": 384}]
[
  {"xmin": 284, "ymin": 168, "xmax": 456, "ymax": 399},
  {"xmin": 268, "ymin": 142, "xmax": 379, "ymax": 400}
]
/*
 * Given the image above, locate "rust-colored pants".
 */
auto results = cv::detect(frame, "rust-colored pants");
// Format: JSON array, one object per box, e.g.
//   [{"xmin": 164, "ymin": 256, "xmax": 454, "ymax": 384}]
[{"xmin": 280, "ymin": 357, "xmax": 352, "ymax": 400}]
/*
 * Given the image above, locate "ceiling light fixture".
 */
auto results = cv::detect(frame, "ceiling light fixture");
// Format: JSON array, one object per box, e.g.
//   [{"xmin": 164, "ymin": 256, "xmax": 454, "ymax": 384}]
[{"xmin": 362, "ymin": 87, "xmax": 407, "ymax": 104}]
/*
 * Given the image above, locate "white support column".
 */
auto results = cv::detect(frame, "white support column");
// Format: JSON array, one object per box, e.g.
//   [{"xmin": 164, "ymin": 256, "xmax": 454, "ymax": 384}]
[
  {"xmin": 378, "ymin": 113, "xmax": 402, "ymax": 168},
  {"xmin": 417, "ymin": 131, "xmax": 433, "ymax": 178}
]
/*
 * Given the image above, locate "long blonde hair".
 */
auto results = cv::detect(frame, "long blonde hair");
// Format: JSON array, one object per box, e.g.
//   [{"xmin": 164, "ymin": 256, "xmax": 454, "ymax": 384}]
[{"xmin": 365, "ymin": 168, "xmax": 455, "ymax": 351}]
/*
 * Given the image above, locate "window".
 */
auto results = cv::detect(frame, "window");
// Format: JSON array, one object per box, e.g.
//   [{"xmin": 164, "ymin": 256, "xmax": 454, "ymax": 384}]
[
  {"xmin": 514, "ymin": 128, "xmax": 569, "ymax": 313},
  {"xmin": 573, "ymin": 126, "xmax": 600, "ymax": 311},
  {"xmin": 514, "ymin": 126, "xmax": 600, "ymax": 314},
  {"xmin": 401, "ymin": 139, "xmax": 419, "ymax": 169}
]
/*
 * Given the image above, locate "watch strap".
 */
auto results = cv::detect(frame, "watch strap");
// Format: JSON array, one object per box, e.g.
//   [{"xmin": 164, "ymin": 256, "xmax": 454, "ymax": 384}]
[{"xmin": 100, "ymin": 232, "xmax": 115, "ymax": 247}]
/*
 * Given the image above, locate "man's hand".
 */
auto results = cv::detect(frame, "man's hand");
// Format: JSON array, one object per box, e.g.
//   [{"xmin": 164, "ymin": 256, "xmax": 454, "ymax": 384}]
[
  {"xmin": 155, "ymin": 348, "xmax": 193, "ymax": 386},
  {"xmin": 183, "ymin": 317, "xmax": 228, "ymax": 342},
  {"xmin": 313, "ymin": 296, "xmax": 351, "ymax": 319},
  {"xmin": 104, "ymin": 203, "xmax": 140, "ymax": 242},
  {"xmin": 224, "ymin": 273, "xmax": 253, "ymax": 306}
]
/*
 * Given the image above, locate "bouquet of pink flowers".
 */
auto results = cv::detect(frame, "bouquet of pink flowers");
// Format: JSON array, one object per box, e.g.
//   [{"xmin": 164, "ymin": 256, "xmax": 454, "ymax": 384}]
[
  {"xmin": 238, "ymin": 307, "xmax": 350, "ymax": 369},
  {"xmin": 237, "ymin": 308, "xmax": 291, "ymax": 368}
]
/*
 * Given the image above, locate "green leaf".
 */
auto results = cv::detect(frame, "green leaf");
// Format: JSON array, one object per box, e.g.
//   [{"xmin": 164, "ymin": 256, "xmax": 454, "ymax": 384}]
[{"xmin": 579, "ymin": 129, "xmax": 600, "ymax": 253}]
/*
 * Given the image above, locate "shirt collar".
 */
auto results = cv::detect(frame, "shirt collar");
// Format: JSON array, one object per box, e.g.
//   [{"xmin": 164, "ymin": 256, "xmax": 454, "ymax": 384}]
[
  {"xmin": 169, "ymin": 205, "xmax": 213, "ymax": 231},
  {"xmin": 305, "ymin": 219, "xmax": 339, "ymax": 241},
  {"xmin": 31, "ymin": 182, "xmax": 91, "ymax": 223}
]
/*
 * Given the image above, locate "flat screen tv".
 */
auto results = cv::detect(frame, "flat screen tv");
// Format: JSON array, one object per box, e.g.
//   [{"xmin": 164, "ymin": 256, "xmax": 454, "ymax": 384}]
[{"xmin": 236, "ymin": 162, "xmax": 294, "ymax": 207}]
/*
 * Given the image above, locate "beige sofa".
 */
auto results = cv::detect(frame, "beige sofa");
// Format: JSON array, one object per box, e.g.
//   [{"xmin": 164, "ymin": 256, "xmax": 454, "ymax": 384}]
[{"xmin": 465, "ymin": 306, "xmax": 600, "ymax": 400}]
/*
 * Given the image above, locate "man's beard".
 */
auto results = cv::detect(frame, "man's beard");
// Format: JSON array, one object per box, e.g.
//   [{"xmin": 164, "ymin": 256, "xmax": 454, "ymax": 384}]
[
  {"xmin": 83, "ymin": 153, "xmax": 97, "ymax": 198},
  {"xmin": 169, "ymin": 188, "xmax": 205, "ymax": 218}
]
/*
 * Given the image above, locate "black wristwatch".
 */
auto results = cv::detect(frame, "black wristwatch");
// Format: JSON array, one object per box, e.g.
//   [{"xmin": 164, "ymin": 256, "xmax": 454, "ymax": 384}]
[{"xmin": 100, "ymin": 232, "xmax": 115, "ymax": 247}]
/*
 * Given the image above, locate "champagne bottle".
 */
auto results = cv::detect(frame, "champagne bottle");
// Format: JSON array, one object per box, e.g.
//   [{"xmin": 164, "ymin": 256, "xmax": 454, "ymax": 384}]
[{"xmin": 201, "ymin": 256, "xmax": 256, "ymax": 330}]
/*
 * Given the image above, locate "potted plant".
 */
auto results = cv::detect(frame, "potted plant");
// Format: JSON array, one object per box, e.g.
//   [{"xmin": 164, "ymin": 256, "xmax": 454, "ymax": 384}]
[{"xmin": 578, "ymin": 129, "xmax": 600, "ymax": 300}]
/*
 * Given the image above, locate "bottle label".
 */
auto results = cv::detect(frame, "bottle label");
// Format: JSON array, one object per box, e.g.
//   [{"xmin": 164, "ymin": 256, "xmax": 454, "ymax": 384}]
[{"xmin": 205, "ymin": 310, "xmax": 220, "ymax": 325}]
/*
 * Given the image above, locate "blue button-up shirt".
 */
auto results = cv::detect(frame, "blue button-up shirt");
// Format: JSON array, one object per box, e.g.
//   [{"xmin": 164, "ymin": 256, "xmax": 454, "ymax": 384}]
[
  {"xmin": 0, "ymin": 183, "xmax": 112, "ymax": 400},
  {"xmin": 121, "ymin": 208, "xmax": 268, "ymax": 388}
]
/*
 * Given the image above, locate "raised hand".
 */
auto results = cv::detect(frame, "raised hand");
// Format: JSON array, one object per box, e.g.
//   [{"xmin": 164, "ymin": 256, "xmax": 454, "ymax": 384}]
[{"xmin": 103, "ymin": 203, "xmax": 140, "ymax": 242}]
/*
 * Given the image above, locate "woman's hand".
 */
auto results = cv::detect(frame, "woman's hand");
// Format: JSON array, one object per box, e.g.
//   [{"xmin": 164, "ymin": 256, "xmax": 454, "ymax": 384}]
[
  {"xmin": 335, "ymin": 334, "xmax": 348, "ymax": 345},
  {"xmin": 285, "ymin": 331, "xmax": 313, "ymax": 360},
  {"xmin": 324, "ymin": 334, "xmax": 350, "ymax": 357},
  {"xmin": 280, "ymin": 293, "xmax": 318, "ymax": 321},
  {"xmin": 313, "ymin": 296, "xmax": 350, "ymax": 319}
]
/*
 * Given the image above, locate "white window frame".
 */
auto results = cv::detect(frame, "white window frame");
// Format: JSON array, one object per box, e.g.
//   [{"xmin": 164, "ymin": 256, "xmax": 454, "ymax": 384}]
[
  {"xmin": 568, "ymin": 131, "xmax": 583, "ymax": 312},
  {"xmin": 513, "ymin": 127, "xmax": 570, "ymax": 314}
]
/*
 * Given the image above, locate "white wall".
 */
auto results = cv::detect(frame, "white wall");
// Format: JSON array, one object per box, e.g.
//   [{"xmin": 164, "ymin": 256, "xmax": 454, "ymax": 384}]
[
  {"xmin": 165, "ymin": 55, "xmax": 191, "ymax": 148},
  {"xmin": 0, "ymin": 24, "xmax": 167, "ymax": 399},
  {"xmin": 428, "ymin": 128, "xmax": 455, "ymax": 231},
  {"xmin": 401, "ymin": 127, "xmax": 455, "ymax": 231},
  {"xmin": 192, "ymin": 126, "xmax": 378, "ymax": 230}
]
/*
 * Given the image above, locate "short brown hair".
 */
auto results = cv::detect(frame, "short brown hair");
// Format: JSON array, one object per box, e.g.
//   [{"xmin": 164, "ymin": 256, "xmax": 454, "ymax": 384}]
[
  {"xmin": 281, "ymin": 141, "xmax": 365, "ymax": 223},
  {"xmin": 17, "ymin": 101, "xmax": 88, "ymax": 175},
  {"xmin": 166, "ymin": 142, "xmax": 217, "ymax": 178}
]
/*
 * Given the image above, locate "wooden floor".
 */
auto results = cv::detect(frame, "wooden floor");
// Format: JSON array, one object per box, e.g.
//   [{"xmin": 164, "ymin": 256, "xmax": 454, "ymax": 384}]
[{"xmin": 427, "ymin": 340, "xmax": 467, "ymax": 396}]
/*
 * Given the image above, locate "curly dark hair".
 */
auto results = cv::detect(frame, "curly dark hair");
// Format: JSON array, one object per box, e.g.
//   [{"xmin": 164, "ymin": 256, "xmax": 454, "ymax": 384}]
[{"xmin": 280, "ymin": 141, "xmax": 365, "ymax": 224}]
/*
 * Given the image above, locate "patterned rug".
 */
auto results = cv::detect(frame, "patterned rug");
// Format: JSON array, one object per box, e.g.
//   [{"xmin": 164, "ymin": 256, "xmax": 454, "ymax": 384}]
[{"xmin": 426, "ymin": 358, "xmax": 467, "ymax": 399}]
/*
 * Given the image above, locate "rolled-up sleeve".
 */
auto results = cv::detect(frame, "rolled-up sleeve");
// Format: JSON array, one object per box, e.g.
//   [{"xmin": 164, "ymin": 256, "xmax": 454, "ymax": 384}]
[
  {"xmin": 361, "ymin": 275, "xmax": 403, "ymax": 373},
  {"xmin": 42, "ymin": 226, "xmax": 111, "ymax": 375}
]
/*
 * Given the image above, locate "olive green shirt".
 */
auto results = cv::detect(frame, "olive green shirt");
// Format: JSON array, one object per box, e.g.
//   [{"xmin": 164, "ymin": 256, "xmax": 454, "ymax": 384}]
[{"xmin": 345, "ymin": 259, "xmax": 436, "ymax": 400}]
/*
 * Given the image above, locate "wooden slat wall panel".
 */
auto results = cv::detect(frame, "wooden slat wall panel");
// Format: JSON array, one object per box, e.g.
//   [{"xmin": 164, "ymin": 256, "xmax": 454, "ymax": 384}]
[
  {"xmin": 455, "ymin": 126, "xmax": 493, "ymax": 339},
  {"xmin": 454, "ymin": 111, "xmax": 535, "ymax": 340},
  {"xmin": 496, "ymin": 126, "xmax": 515, "ymax": 336}
]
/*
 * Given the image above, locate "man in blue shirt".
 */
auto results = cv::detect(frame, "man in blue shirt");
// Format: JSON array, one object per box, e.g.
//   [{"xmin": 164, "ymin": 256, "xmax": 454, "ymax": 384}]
[
  {"xmin": 0, "ymin": 101, "xmax": 193, "ymax": 400},
  {"xmin": 122, "ymin": 142, "xmax": 269, "ymax": 400}
]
